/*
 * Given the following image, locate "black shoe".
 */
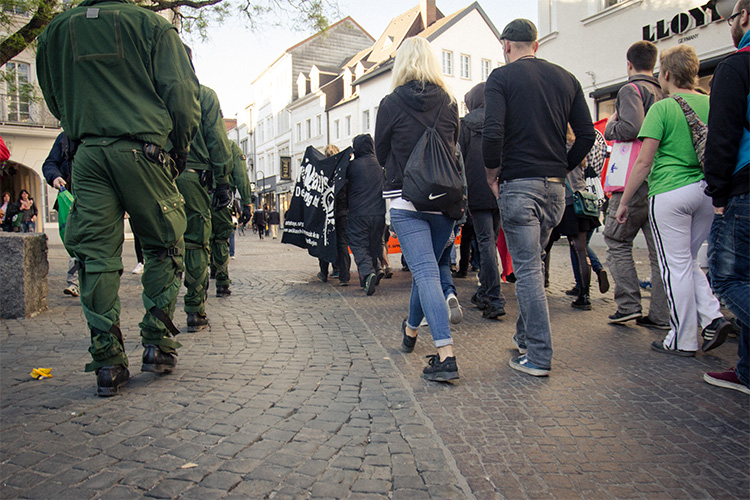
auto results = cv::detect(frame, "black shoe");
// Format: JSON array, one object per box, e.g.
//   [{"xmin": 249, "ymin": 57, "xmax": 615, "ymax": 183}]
[
  {"xmin": 96, "ymin": 365, "xmax": 130, "ymax": 397},
  {"xmin": 317, "ymin": 272, "xmax": 327, "ymax": 283},
  {"xmin": 216, "ymin": 284, "xmax": 232, "ymax": 297},
  {"xmin": 571, "ymin": 295, "xmax": 591, "ymax": 310},
  {"xmin": 651, "ymin": 340, "xmax": 695, "ymax": 357},
  {"xmin": 597, "ymin": 269, "xmax": 610, "ymax": 294},
  {"xmin": 422, "ymin": 354, "xmax": 459, "ymax": 381},
  {"xmin": 482, "ymin": 304, "xmax": 507, "ymax": 319},
  {"xmin": 702, "ymin": 317, "xmax": 733, "ymax": 352},
  {"xmin": 340, "ymin": 281, "xmax": 349, "ymax": 287},
  {"xmin": 401, "ymin": 319, "xmax": 416, "ymax": 353},
  {"xmin": 565, "ymin": 286, "xmax": 580, "ymax": 297},
  {"xmin": 505, "ymin": 273, "xmax": 516, "ymax": 284},
  {"xmin": 608, "ymin": 310, "xmax": 642, "ymax": 324},
  {"xmin": 376, "ymin": 270, "xmax": 385, "ymax": 285},
  {"xmin": 635, "ymin": 316, "xmax": 671, "ymax": 330},
  {"xmin": 384, "ymin": 267, "xmax": 393, "ymax": 279},
  {"xmin": 186, "ymin": 312, "xmax": 208, "ymax": 332},
  {"xmin": 453, "ymin": 270, "xmax": 468, "ymax": 278},
  {"xmin": 471, "ymin": 291, "xmax": 489, "ymax": 310},
  {"xmin": 141, "ymin": 344, "xmax": 177, "ymax": 373},
  {"xmin": 365, "ymin": 273, "xmax": 377, "ymax": 296}
]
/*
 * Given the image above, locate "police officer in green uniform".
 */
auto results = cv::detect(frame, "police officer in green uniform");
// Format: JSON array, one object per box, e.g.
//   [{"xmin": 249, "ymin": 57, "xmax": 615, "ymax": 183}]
[
  {"xmin": 178, "ymin": 82, "xmax": 232, "ymax": 332},
  {"xmin": 36, "ymin": 0, "xmax": 200, "ymax": 396},
  {"xmin": 211, "ymin": 141, "xmax": 253, "ymax": 296}
]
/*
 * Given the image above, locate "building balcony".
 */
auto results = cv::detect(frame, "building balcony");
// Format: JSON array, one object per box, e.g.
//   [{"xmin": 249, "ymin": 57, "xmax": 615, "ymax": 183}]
[{"xmin": 0, "ymin": 94, "xmax": 60, "ymax": 128}]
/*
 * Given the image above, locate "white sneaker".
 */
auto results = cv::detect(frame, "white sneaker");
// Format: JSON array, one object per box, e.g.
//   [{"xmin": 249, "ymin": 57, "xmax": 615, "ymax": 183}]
[
  {"xmin": 131, "ymin": 262, "xmax": 144, "ymax": 274},
  {"xmin": 63, "ymin": 284, "xmax": 79, "ymax": 297},
  {"xmin": 446, "ymin": 293, "xmax": 463, "ymax": 325}
]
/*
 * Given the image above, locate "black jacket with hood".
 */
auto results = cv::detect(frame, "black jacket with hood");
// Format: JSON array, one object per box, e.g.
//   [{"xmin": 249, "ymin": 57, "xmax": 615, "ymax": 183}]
[
  {"xmin": 347, "ymin": 134, "xmax": 386, "ymax": 217},
  {"xmin": 374, "ymin": 81, "xmax": 459, "ymax": 198},
  {"xmin": 459, "ymin": 83, "xmax": 497, "ymax": 212}
]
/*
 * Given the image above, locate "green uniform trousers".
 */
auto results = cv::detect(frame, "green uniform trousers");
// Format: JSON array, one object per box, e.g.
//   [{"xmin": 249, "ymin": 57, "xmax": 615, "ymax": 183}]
[
  {"xmin": 66, "ymin": 138, "xmax": 185, "ymax": 372},
  {"xmin": 176, "ymin": 170, "xmax": 211, "ymax": 314},
  {"xmin": 210, "ymin": 204, "xmax": 234, "ymax": 286}
]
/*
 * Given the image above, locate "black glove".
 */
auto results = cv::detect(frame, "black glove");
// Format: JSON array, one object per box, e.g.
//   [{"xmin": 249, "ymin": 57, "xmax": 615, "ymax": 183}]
[
  {"xmin": 169, "ymin": 151, "xmax": 188, "ymax": 176},
  {"xmin": 212, "ymin": 183, "xmax": 231, "ymax": 210}
]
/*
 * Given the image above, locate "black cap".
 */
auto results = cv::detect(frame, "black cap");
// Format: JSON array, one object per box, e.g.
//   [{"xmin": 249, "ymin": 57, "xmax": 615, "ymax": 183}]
[{"xmin": 499, "ymin": 19, "xmax": 538, "ymax": 42}]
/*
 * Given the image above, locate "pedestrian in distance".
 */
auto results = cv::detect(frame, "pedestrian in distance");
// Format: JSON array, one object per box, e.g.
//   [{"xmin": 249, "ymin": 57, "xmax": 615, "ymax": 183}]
[
  {"xmin": 702, "ymin": 0, "xmax": 750, "ymax": 394},
  {"xmin": 375, "ymin": 36, "xmax": 461, "ymax": 381},
  {"xmin": 603, "ymin": 40, "xmax": 670, "ymax": 330},
  {"xmin": 268, "ymin": 206, "xmax": 281, "ymax": 239},
  {"xmin": 483, "ymin": 18, "xmax": 596, "ymax": 377},
  {"xmin": 36, "ymin": 0, "xmax": 201, "ymax": 396},
  {"xmin": 615, "ymin": 44, "xmax": 733, "ymax": 357}
]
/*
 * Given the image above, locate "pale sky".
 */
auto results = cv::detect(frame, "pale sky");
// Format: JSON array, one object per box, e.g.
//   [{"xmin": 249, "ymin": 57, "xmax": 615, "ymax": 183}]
[{"xmin": 187, "ymin": 0, "xmax": 539, "ymax": 119}]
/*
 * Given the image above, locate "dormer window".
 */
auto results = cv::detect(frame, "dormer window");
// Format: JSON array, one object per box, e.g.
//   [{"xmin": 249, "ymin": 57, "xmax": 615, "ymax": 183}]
[{"xmin": 384, "ymin": 35, "xmax": 395, "ymax": 49}]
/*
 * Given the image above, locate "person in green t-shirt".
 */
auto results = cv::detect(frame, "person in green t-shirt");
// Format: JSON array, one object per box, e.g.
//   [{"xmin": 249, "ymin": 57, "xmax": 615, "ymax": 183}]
[{"xmin": 615, "ymin": 44, "xmax": 732, "ymax": 358}]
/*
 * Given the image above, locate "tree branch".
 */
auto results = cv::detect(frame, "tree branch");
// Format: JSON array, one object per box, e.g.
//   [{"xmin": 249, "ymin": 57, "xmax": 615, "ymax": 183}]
[
  {"xmin": 0, "ymin": 0, "xmax": 58, "ymax": 66},
  {"xmin": 142, "ymin": 0, "xmax": 224, "ymax": 11}
]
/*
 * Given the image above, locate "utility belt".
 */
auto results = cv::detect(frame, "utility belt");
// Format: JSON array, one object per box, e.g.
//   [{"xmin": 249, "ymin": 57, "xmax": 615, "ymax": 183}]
[{"xmin": 185, "ymin": 167, "xmax": 214, "ymax": 189}]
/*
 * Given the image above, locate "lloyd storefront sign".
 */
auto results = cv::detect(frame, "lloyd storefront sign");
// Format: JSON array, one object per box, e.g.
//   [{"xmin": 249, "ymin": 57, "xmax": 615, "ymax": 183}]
[{"xmin": 642, "ymin": 2, "xmax": 723, "ymax": 43}]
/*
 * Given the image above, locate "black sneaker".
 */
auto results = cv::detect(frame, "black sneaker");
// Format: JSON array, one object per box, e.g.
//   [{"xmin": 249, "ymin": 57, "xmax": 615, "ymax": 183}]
[
  {"xmin": 565, "ymin": 286, "xmax": 580, "ymax": 296},
  {"xmin": 365, "ymin": 273, "xmax": 377, "ymax": 296},
  {"xmin": 142, "ymin": 344, "xmax": 177, "ymax": 373},
  {"xmin": 571, "ymin": 295, "xmax": 591, "ymax": 310},
  {"xmin": 186, "ymin": 312, "xmax": 208, "ymax": 332},
  {"xmin": 470, "ymin": 291, "xmax": 488, "ymax": 310},
  {"xmin": 505, "ymin": 273, "xmax": 516, "ymax": 283},
  {"xmin": 376, "ymin": 270, "xmax": 385, "ymax": 285},
  {"xmin": 482, "ymin": 304, "xmax": 506, "ymax": 319},
  {"xmin": 422, "ymin": 354, "xmax": 459, "ymax": 381},
  {"xmin": 96, "ymin": 365, "xmax": 130, "ymax": 397},
  {"xmin": 453, "ymin": 269, "xmax": 468, "ymax": 278},
  {"xmin": 608, "ymin": 310, "xmax": 642, "ymax": 324},
  {"xmin": 216, "ymin": 284, "xmax": 231, "ymax": 297},
  {"xmin": 597, "ymin": 269, "xmax": 610, "ymax": 294},
  {"xmin": 702, "ymin": 317, "xmax": 733, "ymax": 352},
  {"xmin": 401, "ymin": 319, "xmax": 416, "ymax": 353},
  {"xmin": 635, "ymin": 316, "xmax": 670, "ymax": 330},
  {"xmin": 317, "ymin": 272, "xmax": 328, "ymax": 283},
  {"xmin": 651, "ymin": 340, "xmax": 695, "ymax": 357}
]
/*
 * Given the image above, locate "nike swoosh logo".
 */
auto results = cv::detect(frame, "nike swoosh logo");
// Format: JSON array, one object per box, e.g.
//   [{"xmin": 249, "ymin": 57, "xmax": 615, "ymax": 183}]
[{"xmin": 428, "ymin": 193, "xmax": 447, "ymax": 200}]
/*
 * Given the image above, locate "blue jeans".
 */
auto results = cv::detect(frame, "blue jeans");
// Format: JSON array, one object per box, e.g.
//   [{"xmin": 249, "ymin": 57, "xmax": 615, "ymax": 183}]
[
  {"xmin": 498, "ymin": 179, "xmax": 565, "ymax": 368},
  {"xmin": 473, "ymin": 210, "xmax": 506, "ymax": 308},
  {"xmin": 391, "ymin": 208, "xmax": 455, "ymax": 347},
  {"xmin": 708, "ymin": 193, "xmax": 749, "ymax": 386},
  {"xmin": 22, "ymin": 221, "xmax": 35, "ymax": 232}
]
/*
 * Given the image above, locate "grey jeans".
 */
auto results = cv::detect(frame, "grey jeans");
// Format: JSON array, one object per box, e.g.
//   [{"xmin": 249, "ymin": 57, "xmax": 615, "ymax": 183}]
[
  {"xmin": 498, "ymin": 178, "xmax": 565, "ymax": 368},
  {"xmin": 603, "ymin": 185, "xmax": 668, "ymax": 323},
  {"xmin": 473, "ymin": 209, "xmax": 506, "ymax": 309}
]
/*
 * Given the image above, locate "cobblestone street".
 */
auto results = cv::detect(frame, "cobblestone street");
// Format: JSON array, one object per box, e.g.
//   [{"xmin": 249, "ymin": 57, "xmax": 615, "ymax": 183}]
[{"xmin": 1, "ymin": 233, "xmax": 748, "ymax": 499}]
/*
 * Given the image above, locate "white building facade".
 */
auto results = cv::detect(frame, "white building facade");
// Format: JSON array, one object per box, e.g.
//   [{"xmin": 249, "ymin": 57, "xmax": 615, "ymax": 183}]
[{"xmin": 537, "ymin": 0, "xmax": 735, "ymax": 121}]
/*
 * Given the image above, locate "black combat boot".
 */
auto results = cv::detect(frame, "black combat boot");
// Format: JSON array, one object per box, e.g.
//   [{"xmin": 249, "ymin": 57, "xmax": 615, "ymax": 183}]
[
  {"xmin": 186, "ymin": 312, "xmax": 208, "ymax": 332},
  {"xmin": 96, "ymin": 365, "xmax": 130, "ymax": 397},
  {"xmin": 216, "ymin": 284, "xmax": 231, "ymax": 297},
  {"xmin": 572, "ymin": 289, "xmax": 592, "ymax": 310},
  {"xmin": 141, "ymin": 344, "xmax": 177, "ymax": 373}
]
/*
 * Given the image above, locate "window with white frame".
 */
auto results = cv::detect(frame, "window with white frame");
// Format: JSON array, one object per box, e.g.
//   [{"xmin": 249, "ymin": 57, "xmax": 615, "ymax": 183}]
[
  {"xmin": 345, "ymin": 115, "xmax": 351, "ymax": 137},
  {"xmin": 240, "ymin": 138, "xmax": 248, "ymax": 155},
  {"xmin": 295, "ymin": 122, "xmax": 302, "ymax": 142},
  {"xmin": 460, "ymin": 54, "xmax": 470, "ymax": 79},
  {"xmin": 305, "ymin": 118, "xmax": 311, "ymax": 139},
  {"xmin": 481, "ymin": 59, "xmax": 491, "ymax": 81},
  {"xmin": 316, "ymin": 114, "xmax": 322, "ymax": 136},
  {"xmin": 267, "ymin": 117, "xmax": 273, "ymax": 139},
  {"xmin": 4, "ymin": 62, "xmax": 31, "ymax": 122},
  {"xmin": 257, "ymin": 120, "xmax": 264, "ymax": 143},
  {"xmin": 362, "ymin": 110, "xmax": 370, "ymax": 131},
  {"xmin": 442, "ymin": 50, "xmax": 453, "ymax": 76},
  {"xmin": 334, "ymin": 119, "xmax": 340, "ymax": 140},
  {"xmin": 601, "ymin": 0, "xmax": 624, "ymax": 9}
]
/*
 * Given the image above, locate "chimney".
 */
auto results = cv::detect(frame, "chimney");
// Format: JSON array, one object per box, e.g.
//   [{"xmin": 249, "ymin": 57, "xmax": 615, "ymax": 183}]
[{"xmin": 420, "ymin": 0, "xmax": 437, "ymax": 28}]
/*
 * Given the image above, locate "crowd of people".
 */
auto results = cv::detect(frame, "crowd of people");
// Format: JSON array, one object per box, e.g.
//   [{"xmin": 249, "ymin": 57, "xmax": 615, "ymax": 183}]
[{"xmin": 24, "ymin": 0, "xmax": 748, "ymax": 397}]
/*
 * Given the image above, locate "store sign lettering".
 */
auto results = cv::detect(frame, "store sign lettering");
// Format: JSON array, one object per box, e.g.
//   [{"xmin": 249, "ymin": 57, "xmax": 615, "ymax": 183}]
[{"xmin": 642, "ymin": 3, "xmax": 722, "ymax": 42}]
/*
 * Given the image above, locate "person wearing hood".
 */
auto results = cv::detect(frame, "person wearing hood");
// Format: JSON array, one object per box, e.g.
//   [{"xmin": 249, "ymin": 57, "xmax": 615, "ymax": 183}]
[
  {"xmin": 375, "ymin": 37, "xmax": 460, "ymax": 382},
  {"xmin": 459, "ymin": 82, "xmax": 507, "ymax": 320},
  {"xmin": 346, "ymin": 134, "xmax": 386, "ymax": 294}
]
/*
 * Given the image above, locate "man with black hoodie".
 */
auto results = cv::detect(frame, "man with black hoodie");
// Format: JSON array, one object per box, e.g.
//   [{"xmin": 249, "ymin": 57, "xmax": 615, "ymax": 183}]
[
  {"xmin": 483, "ymin": 19, "xmax": 595, "ymax": 377},
  {"xmin": 460, "ymin": 82, "xmax": 506, "ymax": 319},
  {"xmin": 346, "ymin": 134, "xmax": 386, "ymax": 295}
]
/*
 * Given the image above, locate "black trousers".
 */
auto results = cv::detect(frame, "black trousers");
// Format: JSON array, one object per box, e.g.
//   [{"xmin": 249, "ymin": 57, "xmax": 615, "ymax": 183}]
[
  {"xmin": 348, "ymin": 215, "xmax": 385, "ymax": 287},
  {"xmin": 318, "ymin": 214, "xmax": 351, "ymax": 283}
]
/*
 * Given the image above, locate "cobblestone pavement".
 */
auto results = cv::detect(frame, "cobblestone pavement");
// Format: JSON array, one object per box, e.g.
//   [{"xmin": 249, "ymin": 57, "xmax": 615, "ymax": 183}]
[{"xmin": 1, "ymin": 233, "xmax": 748, "ymax": 499}]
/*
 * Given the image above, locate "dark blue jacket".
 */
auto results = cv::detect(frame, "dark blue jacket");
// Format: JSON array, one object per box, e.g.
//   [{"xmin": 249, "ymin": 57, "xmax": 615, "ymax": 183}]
[{"xmin": 42, "ymin": 132, "xmax": 78, "ymax": 188}]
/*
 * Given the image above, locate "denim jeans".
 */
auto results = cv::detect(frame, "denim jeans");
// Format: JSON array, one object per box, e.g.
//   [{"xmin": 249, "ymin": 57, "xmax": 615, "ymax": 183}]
[
  {"xmin": 498, "ymin": 178, "xmax": 565, "ymax": 368},
  {"xmin": 391, "ymin": 208, "xmax": 455, "ymax": 347},
  {"xmin": 473, "ymin": 209, "xmax": 506, "ymax": 308},
  {"xmin": 708, "ymin": 193, "xmax": 749, "ymax": 386}
]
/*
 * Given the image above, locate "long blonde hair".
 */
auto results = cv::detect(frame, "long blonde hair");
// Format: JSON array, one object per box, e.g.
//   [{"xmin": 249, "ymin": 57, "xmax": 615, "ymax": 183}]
[{"xmin": 390, "ymin": 37, "xmax": 454, "ymax": 101}]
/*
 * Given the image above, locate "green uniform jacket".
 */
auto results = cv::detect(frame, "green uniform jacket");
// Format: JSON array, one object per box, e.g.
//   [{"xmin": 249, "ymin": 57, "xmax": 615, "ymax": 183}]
[
  {"xmin": 36, "ymin": 0, "xmax": 200, "ymax": 155},
  {"xmin": 186, "ymin": 85, "xmax": 231, "ymax": 184},
  {"xmin": 230, "ymin": 142, "xmax": 253, "ymax": 205}
]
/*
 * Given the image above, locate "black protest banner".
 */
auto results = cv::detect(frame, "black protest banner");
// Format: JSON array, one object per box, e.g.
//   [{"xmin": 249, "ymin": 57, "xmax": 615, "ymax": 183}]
[{"xmin": 281, "ymin": 146, "xmax": 351, "ymax": 263}]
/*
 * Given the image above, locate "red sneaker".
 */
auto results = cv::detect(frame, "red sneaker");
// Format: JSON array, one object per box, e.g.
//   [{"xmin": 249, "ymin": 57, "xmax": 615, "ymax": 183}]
[{"xmin": 704, "ymin": 369, "xmax": 750, "ymax": 395}]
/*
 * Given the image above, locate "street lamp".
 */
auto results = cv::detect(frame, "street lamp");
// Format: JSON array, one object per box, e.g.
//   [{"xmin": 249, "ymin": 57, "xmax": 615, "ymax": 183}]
[{"xmin": 256, "ymin": 170, "xmax": 265, "ymax": 208}]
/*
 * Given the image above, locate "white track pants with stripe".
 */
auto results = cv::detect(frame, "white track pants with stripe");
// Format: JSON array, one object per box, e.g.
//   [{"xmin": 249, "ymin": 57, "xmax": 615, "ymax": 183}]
[{"xmin": 649, "ymin": 180, "xmax": 722, "ymax": 351}]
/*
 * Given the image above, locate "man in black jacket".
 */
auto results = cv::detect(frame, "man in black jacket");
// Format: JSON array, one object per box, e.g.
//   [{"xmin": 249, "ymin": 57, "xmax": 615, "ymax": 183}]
[
  {"xmin": 346, "ymin": 134, "xmax": 386, "ymax": 295},
  {"xmin": 460, "ymin": 83, "xmax": 506, "ymax": 319},
  {"xmin": 483, "ymin": 19, "xmax": 595, "ymax": 377},
  {"xmin": 702, "ymin": 0, "xmax": 750, "ymax": 395}
]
